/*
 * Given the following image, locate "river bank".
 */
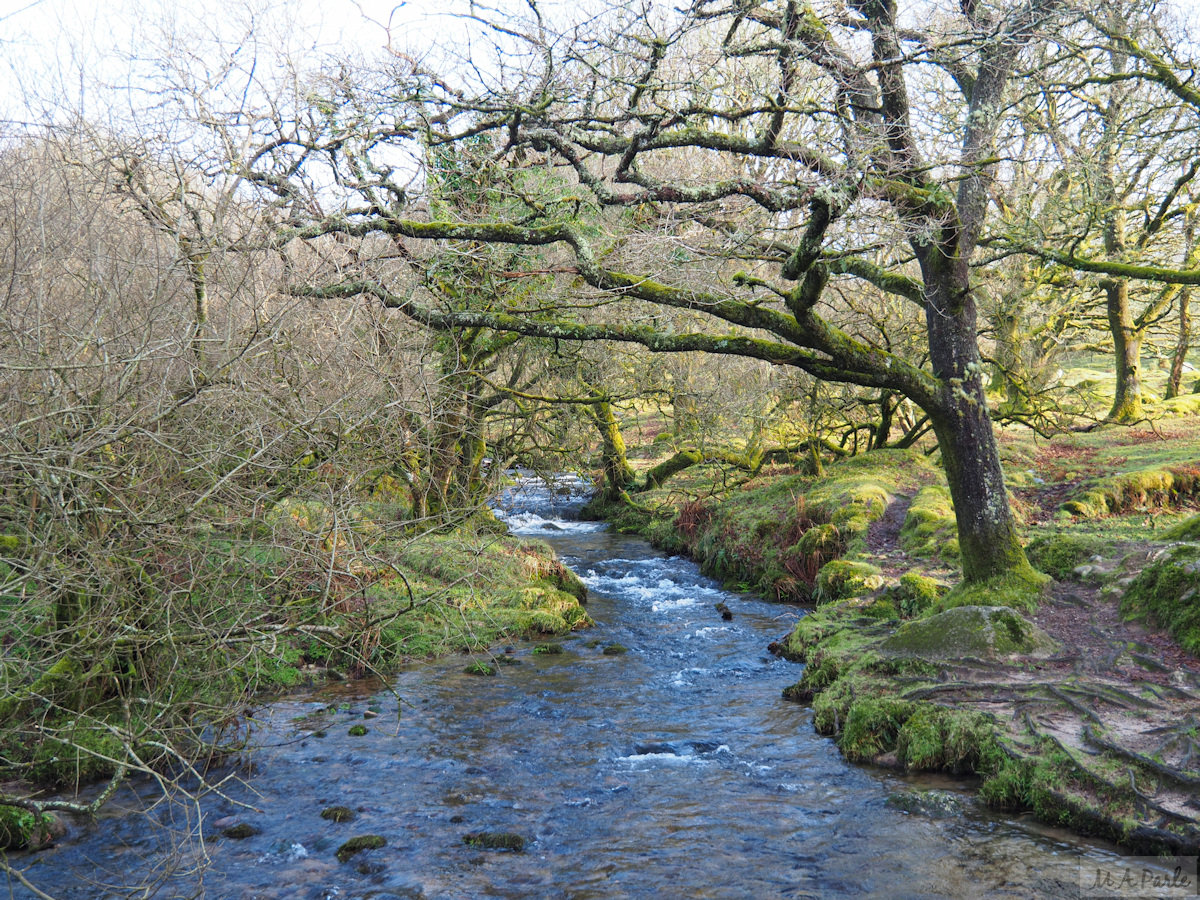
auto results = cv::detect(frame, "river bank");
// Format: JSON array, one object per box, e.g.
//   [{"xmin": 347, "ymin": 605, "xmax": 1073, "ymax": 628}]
[
  {"xmin": 588, "ymin": 447, "xmax": 1200, "ymax": 856},
  {"xmin": 0, "ymin": 502, "xmax": 592, "ymax": 855},
  {"xmin": 4, "ymin": 475, "xmax": 1162, "ymax": 899}
]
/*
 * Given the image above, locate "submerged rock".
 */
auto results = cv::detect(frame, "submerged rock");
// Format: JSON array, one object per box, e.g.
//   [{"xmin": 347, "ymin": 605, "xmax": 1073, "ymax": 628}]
[
  {"xmin": 881, "ymin": 605, "xmax": 1057, "ymax": 659},
  {"xmin": 221, "ymin": 822, "xmax": 261, "ymax": 839},
  {"xmin": 602, "ymin": 643, "xmax": 629, "ymax": 655},
  {"xmin": 321, "ymin": 806, "xmax": 355, "ymax": 823},
  {"xmin": 462, "ymin": 831, "xmax": 526, "ymax": 852},
  {"xmin": 336, "ymin": 833, "xmax": 387, "ymax": 862},
  {"xmin": 886, "ymin": 789, "xmax": 966, "ymax": 819}
]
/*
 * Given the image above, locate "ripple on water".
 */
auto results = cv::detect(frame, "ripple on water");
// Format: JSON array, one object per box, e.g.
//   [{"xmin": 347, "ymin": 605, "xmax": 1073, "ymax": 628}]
[{"xmin": 15, "ymin": 476, "xmax": 1140, "ymax": 899}]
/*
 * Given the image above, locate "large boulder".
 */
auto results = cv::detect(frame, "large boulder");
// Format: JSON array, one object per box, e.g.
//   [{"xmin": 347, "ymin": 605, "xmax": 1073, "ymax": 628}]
[{"xmin": 881, "ymin": 605, "xmax": 1057, "ymax": 659}]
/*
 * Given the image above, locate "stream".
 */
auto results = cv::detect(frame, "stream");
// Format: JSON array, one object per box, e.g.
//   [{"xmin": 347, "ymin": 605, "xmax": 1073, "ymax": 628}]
[{"xmin": 8, "ymin": 477, "xmax": 1164, "ymax": 898}]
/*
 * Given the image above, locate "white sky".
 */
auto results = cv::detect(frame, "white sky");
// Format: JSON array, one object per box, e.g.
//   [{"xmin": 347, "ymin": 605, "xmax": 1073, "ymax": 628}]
[{"xmin": 0, "ymin": 0, "xmax": 470, "ymax": 126}]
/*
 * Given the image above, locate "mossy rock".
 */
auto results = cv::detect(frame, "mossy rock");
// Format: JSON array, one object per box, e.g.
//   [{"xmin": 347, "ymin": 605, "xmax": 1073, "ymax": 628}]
[
  {"xmin": 895, "ymin": 705, "xmax": 1000, "ymax": 773},
  {"xmin": 30, "ymin": 727, "xmax": 124, "ymax": 788},
  {"xmin": 1025, "ymin": 534, "xmax": 1108, "ymax": 580},
  {"xmin": 602, "ymin": 643, "xmax": 628, "ymax": 655},
  {"xmin": 814, "ymin": 560, "xmax": 884, "ymax": 603},
  {"xmin": 887, "ymin": 573, "xmax": 947, "ymax": 618},
  {"xmin": 321, "ymin": 806, "xmax": 356, "ymax": 823},
  {"xmin": 881, "ymin": 606, "xmax": 1058, "ymax": 659},
  {"xmin": 336, "ymin": 834, "xmax": 387, "ymax": 862},
  {"xmin": 899, "ymin": 485, "xmax": 958, "ymax": 561},
  {"xmin": 221, "ymin": 822, "xmax": 261, "ymax": 839},
  {"xmin": 1061, "ymin": 489, "xmax": 1110, "ymax": 518},
  {"xmin": 1158, "ymin": 515, "xmax": 1200, "ymax": 542},
  {"xmin": 462, "ymin": 830, "xmax": 526, "ymax": 852},
  {"xmin": 937, "ymin": 567, "xmax": 1050, "ymax": 612},
  {"xmin": 1121, "ymin": 544, "xmax": 1200, "ymax": 654},
  {"xmin": 0, "ymin": 805, "xmax": 61, "ymax": 850},
  {"xmin": 348, "ymin": 724, "xmax": 368, "ymax": 736},
  {"xmin": 839, "ymin": 696, "xmax": 918, "ymax": 762},
  {"xmin": 464, "ymin": 662, "xmax": 497, "ymax": 676},
  {"xmin": 532, "ymin": 643, "xmax": 564, "ymax": 655}
]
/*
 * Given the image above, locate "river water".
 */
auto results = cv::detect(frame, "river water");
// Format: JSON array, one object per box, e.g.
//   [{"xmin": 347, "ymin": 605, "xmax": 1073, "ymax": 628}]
[{"xmin": 8, "ymin": 477, "xmax": 1157, "ymax": 898}]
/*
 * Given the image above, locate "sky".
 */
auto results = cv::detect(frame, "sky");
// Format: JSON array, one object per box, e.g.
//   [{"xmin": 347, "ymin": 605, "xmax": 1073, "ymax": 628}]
[{"xmin": 0, "ymin": 0, "xmax": 473, "ymax": 126}]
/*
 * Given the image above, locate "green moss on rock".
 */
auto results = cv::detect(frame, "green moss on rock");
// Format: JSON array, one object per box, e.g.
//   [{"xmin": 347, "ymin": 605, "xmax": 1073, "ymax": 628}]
[
  {"xmin": 1121, "ymin": 544, "xmax": 1200, "ymax": 654},
  {"xmin": 815, "ymin": 560, "xmax": 884, "ymax": 603},
  {"xmin": 881, "ymin": 606, "xmax": 1058, "ymax": 659},
  {"xmin": 1025, "ymin": 534, "xmax": 1108, "ymax": 581},
  {"xmin": 937, "ymin": 566, "xmax": 1050, "ymax": 613},
  {"xmin": 462, "ymin": 831, "xmax": 526, "ymax": 851},
  {"xmin": 321, "ymin": 806, "xmax": 356, "ymax": 822},
  {"xmin": 839, "ymin": 697, "xmax": 917, "ymax": 762},
  {"xmin": 336, "ymin": 834, "xmax": 387, "ymax": 862},
  {"xmin": 899, "ymin": 486, "xmax": 959, "ymax": 561},
  {"xmin": 887, "ymin": 573, "xmax": 947, "ymax": 618}
]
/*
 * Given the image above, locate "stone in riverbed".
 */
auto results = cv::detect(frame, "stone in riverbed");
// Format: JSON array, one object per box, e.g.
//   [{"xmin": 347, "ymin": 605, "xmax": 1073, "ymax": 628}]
[
  {"xmin": 462, "ymin": 831, "xmax": 526, "ymax": 852},
  {"xmin": 336, "ymin": 833, "xmax": 387, "ymax": 862},
  {"xmin": 221, "ymin": 822, "xmax": 261, "ymax": 839},
  {"xmin": 321, "ymin": 806, "xmax": 355, "ymax": 823}
]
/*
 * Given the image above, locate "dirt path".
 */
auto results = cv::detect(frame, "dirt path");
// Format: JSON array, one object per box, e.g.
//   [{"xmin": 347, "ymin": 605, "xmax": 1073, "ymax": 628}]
[{"xmin": 855, "ymin": 494, "xmax": 1200, "ymax": 849}]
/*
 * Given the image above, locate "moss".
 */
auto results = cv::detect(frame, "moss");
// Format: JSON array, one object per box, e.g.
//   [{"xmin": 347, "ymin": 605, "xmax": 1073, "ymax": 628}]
[
  {"xmin": 899, "ymin": 485, "xmax": 959, "ymax": 561},
  {"xmin": 1025, "ymin": 534, "xmax": 1109, "ymax": 580},
  {"xmin": 838, "ymin": 697, "xmax": 918, "ymax": 762},
  {"xmin": 1061, "ymin": 489, "xmax": 1110, "ymax": 518},
  {"xmin": 797, "ymin": 523, "xmax": 843, "ymax": 557},
  {"xmin": 0, "ymin": 805, "xmax": 57, "ymax": 851},
  {"xmin": 532, "ymin": 643, "xmax": 564, "ymax": 655},
  {"xmin": 887, "ymin": 573, "xmax": 947, "ymax": 618},
  {"xmin": 30, "ymin": 725, "xmax": 124, "ymax": 788},
  {"xmin": 896, "ymin": 706, "xmax": 1001, "ymax": 774},
  {"xmin": 464, "ymin": 662, "xmax": 497, "ymax": 676},
  {"xmin": 881, "ymin": 605, "xmax": 1058, "ymax": 658},
  {"xmin": 0, "ymin": 534, "xmax": 21, "ymax": 554},
  {"xmin": 814, "ymin": 560, "xmax": 884, "ymax": 603},
  {"xmin": 937, "ymin": 566, "xmax": 1050, "ymax": 613},
  {"xmin": 1158, "ymin": 514, "xmax": 1200, "ymax": 541},
  {"xmin": 602, "ymin": 643, "xmax": 628, "ymax": 655},
  {"xmin": 321, "ymin": 806, "xmax": 355, "ymax": 823},
  {"xmin": 1063, "ymin": 461, "xmax": 1200, "ymax": 518},
  {"xmin": 347, "ymin": 724, "xmax": 368, "ymax": 736},
  {"xmin": 336, "ymin": 834, "xmax": 387, "ymax": 862},
  {"xmin": 462, "ymin": 831, "xmax": 526, "ymax": 852},
  {"xmin": 1121, "ymin": 544, "xmax": 1200, "ymax": 654}
]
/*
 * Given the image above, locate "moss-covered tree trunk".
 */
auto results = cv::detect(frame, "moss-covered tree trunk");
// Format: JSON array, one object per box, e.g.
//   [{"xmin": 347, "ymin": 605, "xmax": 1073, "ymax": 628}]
[
  {"xmin": 1106, "ymin": 279, "xmax": 1144, "ymax": 422},
  {"xmin": 919, "ymin": 252, "xmax": 1035, "ymax": 585},
  {"xmin": 589, "ymin": 399, "xmax": 634, "ymax": 500},
  {"xmin": 1166, "ymin": 287, "xmax": 1191, "ymax": 400}
]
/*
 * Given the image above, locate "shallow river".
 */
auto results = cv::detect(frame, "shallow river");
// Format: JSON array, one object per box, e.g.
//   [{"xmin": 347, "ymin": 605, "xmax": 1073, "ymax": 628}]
[{"xmin": 9, "ymin": 478, "xmax": 1163, "ymax": 898}]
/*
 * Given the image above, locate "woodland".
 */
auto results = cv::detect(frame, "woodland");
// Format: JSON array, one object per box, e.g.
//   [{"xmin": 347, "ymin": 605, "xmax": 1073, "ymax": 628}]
[{"xmin": 4, "ymin": 0, "xmax": 1200, "ymax": 890}]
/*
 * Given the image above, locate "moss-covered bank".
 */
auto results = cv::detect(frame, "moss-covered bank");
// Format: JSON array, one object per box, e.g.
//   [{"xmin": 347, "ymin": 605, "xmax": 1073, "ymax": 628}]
[
  {"xmin": 589, "ymin": 448, "xmax": 1200, "ymax": 854},
  {"xmin": 0, "ymin": 507, "xmax": 590, "ymax": 850}
]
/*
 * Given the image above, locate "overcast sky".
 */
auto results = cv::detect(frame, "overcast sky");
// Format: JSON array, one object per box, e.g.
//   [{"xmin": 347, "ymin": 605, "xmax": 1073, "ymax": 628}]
[{"xmin": 0, "ymin": 0, "xmax": 466, "ymax": 126}]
